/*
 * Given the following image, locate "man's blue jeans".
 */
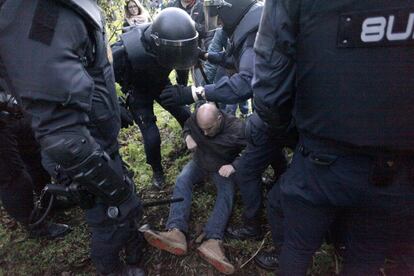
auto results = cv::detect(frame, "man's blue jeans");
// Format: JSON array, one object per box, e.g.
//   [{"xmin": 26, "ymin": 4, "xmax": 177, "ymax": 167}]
[{"xmin": 166, "ymin": 160, "xmax": 235, "ymax": 240}]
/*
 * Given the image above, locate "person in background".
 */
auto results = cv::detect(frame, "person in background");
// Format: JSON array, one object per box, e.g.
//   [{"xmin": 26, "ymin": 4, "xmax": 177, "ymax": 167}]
[{"xmin": 124, "ymin": 0, "xmax": 151, "ymax": 28}]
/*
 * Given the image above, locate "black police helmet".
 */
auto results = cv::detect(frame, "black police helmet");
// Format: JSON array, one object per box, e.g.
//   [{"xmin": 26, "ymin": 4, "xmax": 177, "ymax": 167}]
[
  {"xmin": 151, "ymin": 8, "xmax": 199, "ymax": 70},
  {"xmin": 217, "ymin": 0, "xmax": 256, "ymax": 35}
]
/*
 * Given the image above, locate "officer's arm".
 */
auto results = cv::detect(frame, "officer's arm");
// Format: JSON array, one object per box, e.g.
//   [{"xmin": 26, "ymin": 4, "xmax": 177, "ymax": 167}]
[
  {"xmin": 203, "ymin": 42, "xmax": 254, "ymax": 104},
  {"xmin": 204, "ymin": 29, "xmax": 227, "ymax": 83},
  {"xmin": 111, "ymin": 41, "xmax": 128, "ymax": 86},
  {"xmin": 0, "ymin": 2, "xmax": 140, "ymax": 218},
  {"xmin": 252, "ymin": 0, "xmax": 299, "ymax": 129}
]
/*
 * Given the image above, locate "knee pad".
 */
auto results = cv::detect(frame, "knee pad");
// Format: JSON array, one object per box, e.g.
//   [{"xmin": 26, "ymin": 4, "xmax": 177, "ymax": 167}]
[{"xmin": 41, "ymin": 132, "xmax": 97, "ymax": 168}]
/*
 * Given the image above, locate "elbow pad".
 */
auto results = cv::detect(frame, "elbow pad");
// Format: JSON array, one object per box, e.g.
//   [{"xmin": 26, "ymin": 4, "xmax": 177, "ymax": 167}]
[{"xmin": 41, "ymin": 133, "xmax": 133, "ymax": 207}]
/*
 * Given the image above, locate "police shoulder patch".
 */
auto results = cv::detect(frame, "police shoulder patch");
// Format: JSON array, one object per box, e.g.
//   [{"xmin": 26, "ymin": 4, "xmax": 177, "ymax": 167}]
[
  {"xmin": 29, "ymin": 0, "xmax": 59, "ymax": 46},
  {"xmin": 337, "ymin": 7, "xmax": 414, "ymax": 48}
]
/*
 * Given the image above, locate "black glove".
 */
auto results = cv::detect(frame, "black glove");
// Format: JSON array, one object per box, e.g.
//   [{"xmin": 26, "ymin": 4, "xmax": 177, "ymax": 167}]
[
  {"xmin": 120, "ymin": 104, "xmax": 134, "ymax": 128},
  {"xmin": 160, "ymin": 85, "xmax": 194, "ymax": 107},
  {"xmin": 118, "ymin": 96, "xmax": 134, "ymax": 128},
  {"xmin": 198, "ymin": 47, "xmax": 208, "ymax": 61}
]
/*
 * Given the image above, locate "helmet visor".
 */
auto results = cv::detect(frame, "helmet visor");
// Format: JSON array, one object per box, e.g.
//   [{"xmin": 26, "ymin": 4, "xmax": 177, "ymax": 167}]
[{"xmin": 152, "ymin": 32, "xmax": 200, "ymax": 70}]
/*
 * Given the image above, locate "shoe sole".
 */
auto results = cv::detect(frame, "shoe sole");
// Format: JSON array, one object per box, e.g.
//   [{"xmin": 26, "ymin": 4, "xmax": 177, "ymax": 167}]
[
  {"xmin": 144, "ymin": 231, "xmax": 186, "ymax": 256},
  {"xmin": 197, "ymin": 248, "xmax": 235, "ymax": 275}
]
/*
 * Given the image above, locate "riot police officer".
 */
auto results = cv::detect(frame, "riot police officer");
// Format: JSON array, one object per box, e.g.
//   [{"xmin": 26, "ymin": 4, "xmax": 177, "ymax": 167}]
[
  {"xmin": 159, "ymin": 0, "xmax": 261, "ymax": 106},
  {"xmin": 253, "ymin": 0, "xmax": 414, "ymax": 274},
  {"xmin": 0, "ymin": 1, "xmax": 144, "ymax": 274},
  {"xmin": 111, "ymin": 7, "xmax": 199, "ymax": 190}
]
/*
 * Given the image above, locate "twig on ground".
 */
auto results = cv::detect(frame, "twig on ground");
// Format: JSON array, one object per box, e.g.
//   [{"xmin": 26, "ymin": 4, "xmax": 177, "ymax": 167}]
[
  {"xmin": 334, "ymin": 252, "xmax": 339, "ymax": 275},
  {"xmin": 240, "ymin": 231, "xmax": 270, "ymax": 269}
]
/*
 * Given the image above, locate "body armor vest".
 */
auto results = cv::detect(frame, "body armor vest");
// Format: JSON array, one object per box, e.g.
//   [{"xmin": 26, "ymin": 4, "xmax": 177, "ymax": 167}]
[
  {"xmin": 0, "ymin": 0, "xmax": 120, "ymax": 153},
  {"xmin": 294, "ymin": 0, "xmax": 414, "ymax": 150},
  {"xmin": 227, "ymin": 3, "xmax": 263, "ymax": 71},
  {"xmin": 119, "ymin": 26, "xmax": 172, "ymax": 95}
]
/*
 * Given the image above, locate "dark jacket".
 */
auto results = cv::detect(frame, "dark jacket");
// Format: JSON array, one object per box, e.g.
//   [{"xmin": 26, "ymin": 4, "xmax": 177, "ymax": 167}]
[
  {"xmin": 112, "ymin": 25, "xmax": 189, "ymax": 96},
  {"xmin": 203, "ymin": 3, "xmax": 263, "ymax": 104},
  {"xmin": 111, "ymin": 26, "xmax": 172, "ymax": 97},
  {"xmin": 183, "ymin": 111, "xmax": 246, "ymax": 173},
  {"xmin": 253, "ymin": 0, "xmax": 414, "ymax": 150},
  {"xmin": 0, "ymin": 0, "xmax": 121, "ymax": 154},
  {"xmin": 167, "ymin": 0, "xmax": 206, "ymax": 39}
]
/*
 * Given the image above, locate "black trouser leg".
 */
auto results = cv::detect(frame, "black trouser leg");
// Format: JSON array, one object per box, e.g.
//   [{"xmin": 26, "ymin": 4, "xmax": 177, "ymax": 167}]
[{"xmin": 0, "ymin": 124, "xmax": 34, "ymax": 225}]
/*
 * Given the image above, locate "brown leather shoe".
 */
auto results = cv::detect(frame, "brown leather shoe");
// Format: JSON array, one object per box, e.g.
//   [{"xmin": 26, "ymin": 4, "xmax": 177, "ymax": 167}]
[
  {"xmin": 197, "ymin": 239, "xmax": 235, "ymax": 275},
  {"xmin": 143, "ymin": 228, "xmax": 187, "ymax": 255}
]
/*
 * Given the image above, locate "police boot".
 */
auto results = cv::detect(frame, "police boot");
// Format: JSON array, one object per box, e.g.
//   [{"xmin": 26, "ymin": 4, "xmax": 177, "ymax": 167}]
[
  {"xmin": 225, "ymin": 223, "xmax": 263, "ymax": 241},
  {"xmin": 152, "ymin": 170, "xmax": 165, "ymax": 190},
  {"xmin": 143, "ymin": 228, "xmax": 187, "ymax": 255},
  {"xmin": 29, "ymin": 222, "xmax": 71, "ymax": 240},
  {"xmin": 197, "ymin": 239, "xmax": 235, "ymax": 275},
  {"xmin": 254, "ymin": 249, "xmax": 280, "ymax": 271}
]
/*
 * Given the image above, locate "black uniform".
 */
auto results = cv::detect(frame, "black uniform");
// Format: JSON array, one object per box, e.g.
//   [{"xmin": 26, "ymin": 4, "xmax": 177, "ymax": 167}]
[
  {"xmin": 160, "ymin": 1, "xmax": 262, "ymax": 107},
  {"xmin": 112, "ymin": 24, "xmax": 191, "ymax": 177},
  {"xmin": 253, "ymin": 0, "xmax": 414, "ymax": 274},
  {"xmin": 0, "ymin": 1, "xmax": 143, "ymax": 274}
]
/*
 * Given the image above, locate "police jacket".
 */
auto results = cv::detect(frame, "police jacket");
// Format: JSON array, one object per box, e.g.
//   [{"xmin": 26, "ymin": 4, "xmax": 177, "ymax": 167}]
[
  {"xmin": 204, "ymin": 28, "xmax": 229, "ymax": 84},
  {"xmin": 0, "ymin": 0, "xmax": 121, "ymax": 154},
  {"xmin": 112, "ymin": 24, "xmax": 172, "ymax": 97},
  {"xmin": 253, "ymin": 0, "xmax": 414, "ymax": 151},
  {"xmin": 203, "ymin": 3, "xmax": 263, "ymax": 104}
]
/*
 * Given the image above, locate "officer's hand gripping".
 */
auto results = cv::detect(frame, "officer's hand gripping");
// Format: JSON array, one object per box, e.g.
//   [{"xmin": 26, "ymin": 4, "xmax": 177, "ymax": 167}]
[{"xmin": 160, "ymin": 85, "xmax": 194, "ymax": 107}]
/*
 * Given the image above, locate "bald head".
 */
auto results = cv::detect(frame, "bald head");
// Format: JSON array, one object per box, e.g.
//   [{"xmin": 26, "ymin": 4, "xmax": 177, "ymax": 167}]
[{"xmin": 196, "ymin": 103, "xmax": 222, "ymax": 137}]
